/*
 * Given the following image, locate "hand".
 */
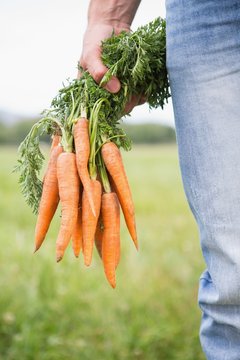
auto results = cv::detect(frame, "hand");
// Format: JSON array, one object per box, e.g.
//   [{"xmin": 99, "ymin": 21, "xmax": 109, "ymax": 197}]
[
  {"xmin": 79, "ymin": 23, "xmax": 128, "ymax": 92},
  {"xmin": 79, "ymin": 22, "xmax": 146, "ymax": 113}
]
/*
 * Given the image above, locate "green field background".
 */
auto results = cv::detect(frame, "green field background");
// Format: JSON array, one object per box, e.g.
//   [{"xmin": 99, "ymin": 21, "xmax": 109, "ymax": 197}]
[{"xmin": 0, "ymin": 145, "xmax": 205, "ymax": 360}]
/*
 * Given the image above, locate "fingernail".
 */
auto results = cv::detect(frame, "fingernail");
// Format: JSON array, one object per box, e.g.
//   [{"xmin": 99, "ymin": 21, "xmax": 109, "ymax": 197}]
[{"xmin": 105, "ymin": 77, "xmax": 120, "ymax": 93}]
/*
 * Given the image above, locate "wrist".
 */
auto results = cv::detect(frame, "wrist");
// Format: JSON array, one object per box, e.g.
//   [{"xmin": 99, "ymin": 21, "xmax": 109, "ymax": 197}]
[
  {"xmin": 87, "ymin": 0, "xmax": 141, "ymax": 29},
  {"xmin": 88, "ymin": 18, "xmax": 130, "ymax": 31}
]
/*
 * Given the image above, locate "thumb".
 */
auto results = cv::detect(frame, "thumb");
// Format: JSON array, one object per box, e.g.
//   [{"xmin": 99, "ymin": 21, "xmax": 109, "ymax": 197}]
[{"xmin": 87, "ymin": 58, "xmax": 121, "ymax": 94}]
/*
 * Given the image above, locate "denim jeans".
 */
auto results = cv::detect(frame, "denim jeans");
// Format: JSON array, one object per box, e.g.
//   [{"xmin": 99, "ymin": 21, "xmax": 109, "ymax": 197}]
[{"xmin": 166, "ymin": 0, "xmax": 240, "ymax": 358}]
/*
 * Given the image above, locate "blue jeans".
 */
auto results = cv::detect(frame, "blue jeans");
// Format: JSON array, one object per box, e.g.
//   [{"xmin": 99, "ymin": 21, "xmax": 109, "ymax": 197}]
[{"xmin": 166, "ymin": 1, "xmax": 240, "ymax": 358}]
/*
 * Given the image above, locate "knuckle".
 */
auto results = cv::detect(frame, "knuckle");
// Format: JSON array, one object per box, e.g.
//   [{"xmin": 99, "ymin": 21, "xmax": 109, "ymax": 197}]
[
  {"xmin": 79, "ymin": 48, "xmax": 107, "ymax": 83},
  {"xmin": 91, "ymin": 67, "xmax": 106, "ymax": 83},
  {"xmin": 79, "ymin": 56, "xmax": 86, "ymax": 69}
]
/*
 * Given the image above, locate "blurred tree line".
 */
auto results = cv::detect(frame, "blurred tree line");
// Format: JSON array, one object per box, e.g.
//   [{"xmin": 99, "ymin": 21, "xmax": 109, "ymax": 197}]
[
  {"xmin": 122, "ymin": 123, "xmax": 176, "ymax": 144},
  {"xmin": 0, "ymin": 119, "xmax": 176, "ymax": 145}
]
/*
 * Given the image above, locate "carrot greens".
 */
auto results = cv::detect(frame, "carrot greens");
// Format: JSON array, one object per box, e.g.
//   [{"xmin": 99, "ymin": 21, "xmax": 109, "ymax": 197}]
[
  {"xmin": 16, "ymin": 16, "xmax": 169, "ymax": 218},
  {"xmin": 15, "ymin": 17, "xmax": 170, "ymax": 285}
]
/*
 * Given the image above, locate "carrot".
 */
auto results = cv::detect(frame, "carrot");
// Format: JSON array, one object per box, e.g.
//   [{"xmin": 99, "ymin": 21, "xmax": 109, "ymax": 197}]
[
  {"xmin": 50, "ymin": 134, "xmax": 61, "ymax": 151},
  {"xmin": 34, "ymin": 143, "xmax": 63, "ymax": 252},
  {"xmin": 74, "ymin": 118, "xmax": 96, "ymax": 216},
  {"xmin": 82, "ymin": 179, "xmax": 102, "ymax": 266},
  {"xmin": 108, "ymin": 177, "xmax": 121, "ymax": 268},
  {"xmin": 115, "ymin": 227, "xmax": 121, "ymax": 269},
  {"xmin": 100, "ymin": 210, "xmax": 120, "ymax": 269},
  {"xmin": 95, "ymin": 217, "xmax": 103, "ymax": 259},
  {"xmin": 43, "ymin": 135, "xmax": 61, "ymax": 184},
  {"xmin": 56, "ymin": 152, "xmax": 80, "ymax": 262},
  {"xmin": 101, "ymin": 192, "xmax": 120, "ymax": 288},
  {"xmin": 101, "ymin": 142, "xmax": 138, "ymax": 249},
  {"xmin": 72, "ymin": 184, "xmax": 83, "ymax": 258}
]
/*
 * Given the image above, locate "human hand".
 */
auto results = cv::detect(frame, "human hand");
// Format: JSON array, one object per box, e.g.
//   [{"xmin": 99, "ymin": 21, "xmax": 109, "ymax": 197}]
[{"xmin": 79, "ymin": 22, "xmax": 146, "ymax": 113}]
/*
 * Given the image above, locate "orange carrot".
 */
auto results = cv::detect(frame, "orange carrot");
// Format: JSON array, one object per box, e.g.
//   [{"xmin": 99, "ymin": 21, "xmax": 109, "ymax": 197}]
[
  {"xmin": 43, "ymin": 135, "xmax": 61, "ymax": 184},
  {"xmin": 34, "ymin": 143, "xmax": 63, "ymax": 252},
  {"xmin": 82, "ymin": 179, "xmax": 102, "ymax": 266},
  {"xmin": 51, "ymin": 134, "xmax": 61, "ymax": 151},
  {"xmin": 108, "ymin": 178, "xmax": 121, "ymax": 268},
  {"xmin": 101, "ymin": 142, "xmax": 138, "ymax": 249},
  {"xmin": 95, "ymin": 217, "xmax": 103, "ymax": 259},
  {"xmin": 72, "ymin": 184, "xmax": 83, "ymax": 258},
  {"xmin": 74, "ymin": 118, "xmax": 96, "ymax": 216},
  {"xmin": 56, "ymin": 152, "xmax": 80, "ymax": 262},
  {"xmin": 115, "ymin": 226, "xmax": 121, "ymax": 269},
  {"xmin": 101, "ymin": 192, "xmax": 120, "ymax": 288}
]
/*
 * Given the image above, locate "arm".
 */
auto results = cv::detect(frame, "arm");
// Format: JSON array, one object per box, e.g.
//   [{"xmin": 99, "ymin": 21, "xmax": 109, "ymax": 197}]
[{"xmin": 79, "ymin": 0, "xmax": 141, "ymax": 94}]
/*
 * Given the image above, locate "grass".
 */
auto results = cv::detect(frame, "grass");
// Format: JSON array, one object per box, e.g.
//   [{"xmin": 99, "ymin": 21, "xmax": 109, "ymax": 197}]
[{"xmin": 0, "ymin": 145, "xmax": 205, "ymax": 360}]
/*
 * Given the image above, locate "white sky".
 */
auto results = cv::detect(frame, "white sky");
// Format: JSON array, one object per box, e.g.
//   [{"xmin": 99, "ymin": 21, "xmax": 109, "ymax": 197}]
[{"xmin": 0, "ymin": 0, "xmax": 174, "ymax": 125}]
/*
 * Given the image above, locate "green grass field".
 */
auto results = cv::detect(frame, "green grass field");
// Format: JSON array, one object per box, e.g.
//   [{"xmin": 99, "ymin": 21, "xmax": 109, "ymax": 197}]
[{"xmin": 0, "ymin": 145, "xmax": 205, "ymax": 360}]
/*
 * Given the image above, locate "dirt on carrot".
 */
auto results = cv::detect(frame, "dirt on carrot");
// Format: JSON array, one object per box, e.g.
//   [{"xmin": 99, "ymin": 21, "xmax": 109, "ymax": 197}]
[{"xmin": 95, "ymin": 216, "xmax": 103, "ymax": 259}]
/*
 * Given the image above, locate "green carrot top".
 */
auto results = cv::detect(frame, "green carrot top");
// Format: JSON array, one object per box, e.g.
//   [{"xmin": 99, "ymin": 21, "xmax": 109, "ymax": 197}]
[{"xmin": 15, "ymin": 17, "xmax": 170, "ymax": 214}]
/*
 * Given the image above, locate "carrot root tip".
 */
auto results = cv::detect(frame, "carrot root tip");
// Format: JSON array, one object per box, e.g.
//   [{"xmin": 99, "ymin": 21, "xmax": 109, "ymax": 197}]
[
  {"xmin": 56, "ymin": 255, "xmax": 63, "ymax": 263},
  {"xmin": 110, "ymin": 280, "xmax": 116, "ymax": 289},
  {"xmin": 73, "ymin": 249, "xmax": 80, "ymax": 258},
  {"xmin": 33, "ymin": 246, "xmax": 39, "ymax": 254}
]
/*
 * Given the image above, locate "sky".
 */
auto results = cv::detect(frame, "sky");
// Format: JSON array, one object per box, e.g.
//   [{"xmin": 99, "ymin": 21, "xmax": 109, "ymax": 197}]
[{"xmin": 0, "ymin": 0, "xmax": 174, "ymax": 125}]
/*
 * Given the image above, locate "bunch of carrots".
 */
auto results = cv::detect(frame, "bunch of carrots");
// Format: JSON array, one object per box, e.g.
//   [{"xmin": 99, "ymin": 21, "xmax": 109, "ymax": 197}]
[
  {"xmin": 16, "ymin": 18, "xmax": 170, "ymax": 288},
  {"xmin": 34, "ymin": 114, "xmax": 137, "ymax": 288}
]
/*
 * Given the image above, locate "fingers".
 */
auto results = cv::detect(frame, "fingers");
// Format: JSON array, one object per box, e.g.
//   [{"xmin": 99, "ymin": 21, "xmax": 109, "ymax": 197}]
[
  {"xmin": 104, "ymin": 76, "xmax": 121, "ymax": 93},
  {"xmin": 79, "ymin": 47, "xmax": 121, "ymax": 94},
  {"xmin": 124, "ymin": 94, "xmax": 147, "ymax": 114},
  {"xmin": 88, "ymin": 58, "xmax": 120, "ymax": 93},
  {"xmin": 79, "ymin": 40, "xmax": 145, "ymax": 113},
  {"xmin": 78, "ymin": 22, "xmax": 132, "ymax": 93}
]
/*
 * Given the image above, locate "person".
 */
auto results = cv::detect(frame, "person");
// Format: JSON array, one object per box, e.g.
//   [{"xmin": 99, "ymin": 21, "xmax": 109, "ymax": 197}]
[{"xmin": 79, "ymin": 1, "xmax": 240, "ymax": 359}]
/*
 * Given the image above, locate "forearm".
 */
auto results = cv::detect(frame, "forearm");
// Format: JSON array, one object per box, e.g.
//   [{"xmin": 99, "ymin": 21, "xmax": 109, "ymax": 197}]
[{"xmin": 88, "ymin": 0, "xmax": 141, "ymax": 27}]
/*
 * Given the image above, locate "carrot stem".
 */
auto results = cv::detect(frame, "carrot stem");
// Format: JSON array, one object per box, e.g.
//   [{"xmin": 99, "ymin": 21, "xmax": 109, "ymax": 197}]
[
  {"xmin": 95, "ymin": 134, "xmax": 126, "ymax": 156},
  {"xmin": 97, "ymin": 152, "xmax": 111, "ymax": 194},
  {"xmin": 24, "ymin": 117, "xmax": 63, "ymax": 150},
  {"xmin": 61, "ymin": 132, "xmax": 73, "ymax": 153},
  {"xmin": 89, "ymin": 98, "xmax": 109, "ymax": 179}
]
